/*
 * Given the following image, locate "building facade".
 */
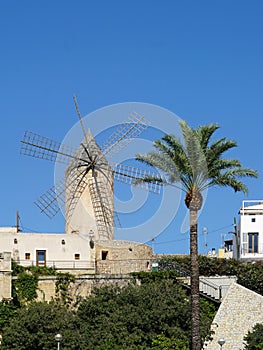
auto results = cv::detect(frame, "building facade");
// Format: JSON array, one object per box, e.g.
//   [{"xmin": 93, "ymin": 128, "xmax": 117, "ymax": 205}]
[
  {"xmin": 234, "ymin": 200, "xmax": 263, "ymax": 262},
  {"xmin": 0, "ymin": 227, "xmax": 153, "ymax": 276}
]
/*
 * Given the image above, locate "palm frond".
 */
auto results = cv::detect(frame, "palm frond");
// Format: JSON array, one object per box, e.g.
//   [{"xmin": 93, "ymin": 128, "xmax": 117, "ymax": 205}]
[
  {"xmin": 195, "ymin": 123, "xmax": 220, "ymax": 150},
  {"xmin": 206, "ymin": 138, "xmax": 237, "ymax": 166}
]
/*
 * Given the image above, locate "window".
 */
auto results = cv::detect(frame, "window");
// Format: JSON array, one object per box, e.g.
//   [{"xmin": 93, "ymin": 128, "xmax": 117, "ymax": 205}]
[
  {"xmin": 25, "ymin": 253, "xmax": 30, "ymax": 260},
  {"xmin": 101, "ymin": 251, "xmax": 108, "ymax": 260},
  {"xmin": 36, "ymin": 250, "xmax": 46, "ymax": 266},
  {"xmin": 248, "ymin": 233, "xmax": 259, "ymax": 253},
  {"xmin": 14, "ymin": 238, "xmax": 18, "ymax": 244},
  {"xmin": 74, "ymin": 253, "xmax": 80, "ymax": 260},
  {"xmin": 251, "ymin": 218, "xmax": 256, "ymax": 222}
]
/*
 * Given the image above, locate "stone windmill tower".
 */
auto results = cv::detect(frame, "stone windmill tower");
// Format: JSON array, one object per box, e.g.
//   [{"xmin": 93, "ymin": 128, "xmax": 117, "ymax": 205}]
[{"xmin": 65, "ymin": 129, "xmax": 114, "ymax": 240}]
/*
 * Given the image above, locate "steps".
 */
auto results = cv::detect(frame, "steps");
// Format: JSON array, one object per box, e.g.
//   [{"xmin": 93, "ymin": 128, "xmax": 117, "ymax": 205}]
[{"xmin": 178, "ymin": 276, "xmax": 237, "ymax": 302}]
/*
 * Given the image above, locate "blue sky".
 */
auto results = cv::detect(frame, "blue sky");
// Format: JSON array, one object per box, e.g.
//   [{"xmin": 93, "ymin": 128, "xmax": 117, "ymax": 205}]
[{"xmin": 0, "ymin": 1, "xmax": 263, "ymax": 254}]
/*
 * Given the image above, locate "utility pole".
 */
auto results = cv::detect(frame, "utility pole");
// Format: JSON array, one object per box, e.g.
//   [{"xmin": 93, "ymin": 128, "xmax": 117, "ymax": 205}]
[
  {"xmin": 228, "ymin": 217, "xmax": 239, "ymax": 259},
  {"xmin": 16, "ymin": 210, "xmax": 20, "ymax": 233},
  {"xmin": 202, "ymin": 227, "xmax": 208, "ymax": 255}
]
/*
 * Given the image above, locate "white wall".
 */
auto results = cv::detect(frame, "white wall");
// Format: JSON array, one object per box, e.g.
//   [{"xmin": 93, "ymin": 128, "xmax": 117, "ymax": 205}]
[
  {"xmin": 238, "ymin": 201, "xmax": 263, "ymax": 260},
  {"xmin": 0, "ymin": 229, "xmax": 94, "ymax": 270}
]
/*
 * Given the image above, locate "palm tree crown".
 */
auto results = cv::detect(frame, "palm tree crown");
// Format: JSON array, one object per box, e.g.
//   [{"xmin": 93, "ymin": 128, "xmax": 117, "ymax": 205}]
[{"xmin": 136, "ymin": 120, "xmax": 258, "ymax": 209}]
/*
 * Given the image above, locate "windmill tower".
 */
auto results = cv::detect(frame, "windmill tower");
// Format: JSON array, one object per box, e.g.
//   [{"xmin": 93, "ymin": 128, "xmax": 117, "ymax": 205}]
[{"xmin": 65, "ymin": 129, "xmax": 114, "ymax": 240}]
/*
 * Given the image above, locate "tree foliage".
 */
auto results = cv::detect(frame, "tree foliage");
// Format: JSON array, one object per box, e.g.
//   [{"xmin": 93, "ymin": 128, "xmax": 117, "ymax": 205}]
[
  {"xmin": 158, "ymin": 255, "xmax": 263, "ymax": 295},
  {"xmin": 77, "ymin": 280, "xmax": 192, "ymax": 349},
  {"xmin": 244, "ymin": 323, "xmax": 263, "ymax": 349},
  {"xmin": 0, "ymin": 302, "xmax": 81, "ymax": 350},
  {"xmin": 0, "ymin": 278, "xmax": 217, "ymax": 350}
]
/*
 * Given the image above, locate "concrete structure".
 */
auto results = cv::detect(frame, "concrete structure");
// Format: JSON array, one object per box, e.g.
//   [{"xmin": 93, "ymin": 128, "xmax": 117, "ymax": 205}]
[
  {"xmin": 0, "ymin": 252, "xmax": 12, "ymax": 300},
  {"xmin": 234, "ymin": 200, "xmax": 263, "ymax": 262},
  {"xmin": 204, "ymin": 282, "xmax": 263, "ymax": 350}
]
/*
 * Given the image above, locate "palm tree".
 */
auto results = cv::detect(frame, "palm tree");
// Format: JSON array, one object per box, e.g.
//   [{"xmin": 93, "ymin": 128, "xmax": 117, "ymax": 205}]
[{"xmin": 136, "ymin": 120, "xmax": 258, "ymax": 350}]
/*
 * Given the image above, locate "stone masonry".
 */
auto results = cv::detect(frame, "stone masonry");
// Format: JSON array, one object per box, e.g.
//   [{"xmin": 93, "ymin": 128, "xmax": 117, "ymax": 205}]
[
  {"xmin": 95, "ymin": 240, "xmax": 153, "ymax": 274},
  {"xmin": 0, "ymin": 252, "xmax": 11, "ymax": 300},
  {"xmin": 204, "ymin": 282, "xmax": 263, "ymax": 350},
  {"xmin": 36, "ymin": 275, "xmax": 133, "ymax": 302}
]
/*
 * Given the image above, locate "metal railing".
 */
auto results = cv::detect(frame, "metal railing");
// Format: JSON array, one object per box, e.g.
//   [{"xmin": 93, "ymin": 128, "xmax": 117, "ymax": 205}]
[
  {"xmin": 13, "ymin": 259, "xmax": 96, "ymax": 271},
  {"xmin": 241, "ymin": 243, "xmax": 263, "ymax": 255}
]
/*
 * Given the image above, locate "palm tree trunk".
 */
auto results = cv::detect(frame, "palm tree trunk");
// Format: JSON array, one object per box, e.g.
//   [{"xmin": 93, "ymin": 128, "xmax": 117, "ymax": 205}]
[{"xmin": 190, "ymin": 209, "xmax": 201, "ymax": 350}]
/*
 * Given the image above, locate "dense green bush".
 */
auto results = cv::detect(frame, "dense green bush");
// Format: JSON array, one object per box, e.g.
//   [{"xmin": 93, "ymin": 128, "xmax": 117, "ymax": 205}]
[
  {"xmin": 0, "ymin": 280, "xmax": 217, "ymax": 349},
  {"xmin": 0, "ymin": 302, "xmax": 81, "ymax": 350},
  {"xmin": 244, "ymin": 323, "xmax": 263, "ymax": 349},
  {"xmin": 13, "ymin": 272, "xmax": 38, "ymax": 303},
  {"xmin": 158, "ymin": 256, "xmax": 263, "ymax": 295}
]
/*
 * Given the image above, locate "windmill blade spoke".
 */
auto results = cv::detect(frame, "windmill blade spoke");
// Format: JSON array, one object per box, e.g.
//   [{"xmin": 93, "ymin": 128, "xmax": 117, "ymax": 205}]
[
  {"xmin": 65, "ymin": 167, "xmax": 89, "ymax": 222},
  {"xmin": 113, "ymin": 163, "xmax": 163, "ymax": 194},
  {"xmin": 114, "ymin": 211, "xmax": 122, "ymax": 228},
  {"xmin": 100, "ymin": 112, "xmax": 150, "ymax": 159},
  {"xmin": 34, "ymin": 178, "xmax": 66, "ymax": 218},
  {"xmin": 34, "ymin": 167, "xmax": 89, "ymax": 220},
  {"xmin": 20, "ymin": 131, "xmax": 79, "ymax": 164}
]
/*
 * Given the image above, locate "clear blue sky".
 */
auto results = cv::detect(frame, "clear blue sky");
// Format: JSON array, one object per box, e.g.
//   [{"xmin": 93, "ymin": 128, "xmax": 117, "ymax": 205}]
[{"xmin": 0, "ymin": 1, "xmax": 262, "ymax": 254}]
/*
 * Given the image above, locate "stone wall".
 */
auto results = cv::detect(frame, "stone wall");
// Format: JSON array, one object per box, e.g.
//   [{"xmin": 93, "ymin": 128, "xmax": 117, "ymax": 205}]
[
  {"xmin": 204, "ymin": 282, "xmax": 263, "ymax": 350},
  {"xmin": 0, "ymin": 252, "xmax": 11, "ymax": 300},
  {"xmin": 36, "ymin": 274, "xmax": 133, "ymax": 302},
  {"xmin": 95, "ymin": 240, "xmax": 153, "ymax": 274}
]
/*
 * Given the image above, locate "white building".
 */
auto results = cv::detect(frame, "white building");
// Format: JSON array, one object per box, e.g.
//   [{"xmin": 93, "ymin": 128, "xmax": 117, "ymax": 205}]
[
  {"xmin": 0, "ymin": 227, "xmax": 95, "ymax": 272},
  {"xmin": 234, "ymin": 200, "xmax": 263, "ymax": 262}
]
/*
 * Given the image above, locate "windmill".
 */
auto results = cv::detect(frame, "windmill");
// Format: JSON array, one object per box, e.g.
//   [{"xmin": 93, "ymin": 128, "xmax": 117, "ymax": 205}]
[{"xmin": 20, "ymin": 97, "xmax": 163, "ymax": 240}]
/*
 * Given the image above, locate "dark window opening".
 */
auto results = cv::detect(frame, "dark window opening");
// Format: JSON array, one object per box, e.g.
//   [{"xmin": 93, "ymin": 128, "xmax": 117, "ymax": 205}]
[
  {"xmin": 25, "ymin": 253, "xmax": 30, "ymax": 260},
  {"xmin": 14, "ymin": 238, "xmax": 18, "ymax": 244},
  {"xmin": 101, "ymin": 251, "xmax": 108, "ymax": 260},
  {"xmin": 251, "ymin": 218, "xmax": 256, "ymax": 222},
  {"xmin": 75, "ymin": 253, "xmax": 80, "ymax": 260}
]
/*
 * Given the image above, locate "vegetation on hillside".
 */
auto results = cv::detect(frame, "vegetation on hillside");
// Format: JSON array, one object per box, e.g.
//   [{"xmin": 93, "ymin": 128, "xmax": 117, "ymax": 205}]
[
  {"xmin": 157, "ymin": 255, "xmax": 263, "ymax": 295},
  {"xmin": 0, "ymin": 277, "xmax": 217, "ymax": 349},
  {"xmin": 1, "ymin": 257, "xmax": 261, "ymax": 348}
]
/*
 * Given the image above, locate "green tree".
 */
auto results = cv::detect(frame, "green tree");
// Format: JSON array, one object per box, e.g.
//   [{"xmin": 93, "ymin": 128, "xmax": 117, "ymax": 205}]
[
  {"xmin": 0, "ymin": 300, "xmax": 17, "ymax": 333},
  {"xmin": 1, "ymin": 278, "xmax": 217, "ymax": 349},
  {"xmin": 136, "ymin": 120, "xmax": 258, "ymax": 349},
  {"xmin": 151, "ymin": 333, "xmax": 189, "ymax": 349},
  {"xmin": 244, "ymin": 323, "xmax": 263, "ymax": 350},
  {"xmin": 0, "ymin": 302, "xmax": 81, "ymax": 350},
  {"xmin": 77, "ymin": 280, "xmax": 192, "ymax": 349}
]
